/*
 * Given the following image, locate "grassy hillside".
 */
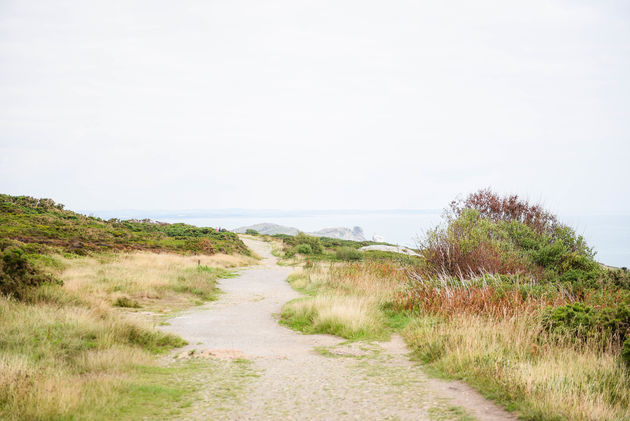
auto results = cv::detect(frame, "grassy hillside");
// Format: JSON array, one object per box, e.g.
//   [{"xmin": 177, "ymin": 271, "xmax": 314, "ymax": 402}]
[
  {"xmin": 0, "ymin": 194, "xmax": 255, "ymax": 420},
  {"xmin": 0, "ymin": 194, "xmax": 249, "ymax": 256}
]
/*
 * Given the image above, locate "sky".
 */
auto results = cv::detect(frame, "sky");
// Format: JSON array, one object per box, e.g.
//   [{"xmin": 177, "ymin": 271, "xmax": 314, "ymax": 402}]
[{"xmin": 1, "ymin": 0, "xmax": 629, "ymax": 214}]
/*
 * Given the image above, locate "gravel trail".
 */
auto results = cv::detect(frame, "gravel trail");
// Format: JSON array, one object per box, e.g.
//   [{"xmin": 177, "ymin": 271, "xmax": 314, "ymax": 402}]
[{"xmin": 162, "ymin": 238, "xmax": 516, "ymax": 421}]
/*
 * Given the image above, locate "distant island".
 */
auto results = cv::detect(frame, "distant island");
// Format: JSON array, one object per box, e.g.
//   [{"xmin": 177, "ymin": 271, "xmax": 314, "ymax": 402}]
[{"xmin": 232, "ymin": 223, "xmax": 368, "ymax": 242}]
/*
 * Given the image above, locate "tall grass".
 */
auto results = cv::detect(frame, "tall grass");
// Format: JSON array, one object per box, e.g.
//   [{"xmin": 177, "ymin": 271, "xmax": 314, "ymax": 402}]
[
  {"xmin": 58, "ymin": 252, "xmax": 252, "ymax": 310},
  {"xmin": 281, "ymin": 295, "xmax": 386, "ymax": 340},
  {"xmin": 0, "ymin": 294, "xmax": 183, "ymax": 420},
  {"xmin": 404, "ymin": 314, "xmax": 630, "ymax": 420},
  {"xmin": 395, "ymin": 273, "xmax": 574, "ymax": 317}
]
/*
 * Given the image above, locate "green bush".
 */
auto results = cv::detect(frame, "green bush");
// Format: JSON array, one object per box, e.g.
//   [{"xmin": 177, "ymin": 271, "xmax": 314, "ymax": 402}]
[
  {"xmin": 542, "ymin": 302, "xmax": 630, "ymax": 344},
  {"xmin": 294, "ymin": 233, "xmax": 323, "ymax": 254},
  {"xmin": 296, "ymin": 244, "xmax": 313, "ymax": 255},
  {"xmin": 245, "ymin": 229, "xmax": 259, "ymax": 235},
  {"xmin": 0, "ymin": 246, "xmax": 61, "ymax": 299},
  {"xmin": 418, "ymin": 190, "xmax": 600, "ymax": 283},
  {"xmin": 284, "ymin": 248, "xmax": 295, "ymax": 258},
  {"xmin": 335, "ymin": 247, "xmax": 363, "ymax": 261}
]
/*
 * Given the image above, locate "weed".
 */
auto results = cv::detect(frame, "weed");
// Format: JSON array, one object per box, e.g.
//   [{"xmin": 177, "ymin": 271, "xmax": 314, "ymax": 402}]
[{"xmin": 114, "ymin": 296, "xmax": 142, "ymax": 308}]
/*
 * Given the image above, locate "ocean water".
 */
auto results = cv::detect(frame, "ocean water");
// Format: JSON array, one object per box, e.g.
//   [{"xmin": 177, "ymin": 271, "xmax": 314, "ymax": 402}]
[{"xmin": 140, "ymin": 210, "xmax": 630, "ymax": 268}]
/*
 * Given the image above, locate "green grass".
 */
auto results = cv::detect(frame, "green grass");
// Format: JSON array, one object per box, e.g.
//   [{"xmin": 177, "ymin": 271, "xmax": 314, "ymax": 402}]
[
  {"xmin": 53, "ymin": 358, "xmax": 259, "ymax": 421},
  {"xmin": 0, "ymin": 292, "xmax": 187, "ymax": 420},
  {"xmin": 169, "ymin": 265, "xmax": 235, "ymax": 301}
]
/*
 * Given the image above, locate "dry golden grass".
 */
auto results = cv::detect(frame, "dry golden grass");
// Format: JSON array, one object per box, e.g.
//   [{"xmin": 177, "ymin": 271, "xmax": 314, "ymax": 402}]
[
  {"xmin": 0, "ymin": 293, "xmax": 178, "ymax": 420},
  {"xmin": 57, "ymin": 251, "xmax": 255, "ymax": 311},
  {"xmin": 404, "ymin": 313, "xmax": 630, "ymax": 421},
  {"xmin": 289, "ymin": 261, "xmax": 406, "ymax": 301},
  {"xmin": 282, "ymin": 294, "xmax": 385, "ymax": 340}
]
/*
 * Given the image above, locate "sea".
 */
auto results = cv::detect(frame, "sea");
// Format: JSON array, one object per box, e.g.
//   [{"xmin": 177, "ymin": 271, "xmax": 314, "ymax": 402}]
[{"xmin": 90, "ymin": 209, "xmax": 630, "ymax": 268}]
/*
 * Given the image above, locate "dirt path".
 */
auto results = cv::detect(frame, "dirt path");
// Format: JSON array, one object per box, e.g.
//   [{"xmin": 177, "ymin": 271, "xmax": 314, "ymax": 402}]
[{"xmin": 162, "ymin": 238, "xmax": 516, "ymax": 421}]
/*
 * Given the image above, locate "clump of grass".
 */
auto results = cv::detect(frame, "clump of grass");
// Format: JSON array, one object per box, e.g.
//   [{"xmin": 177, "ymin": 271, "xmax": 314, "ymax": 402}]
[
  {"xmin": 114, "ymin": 296, "xmax": 142, "ymax": 308},
  {"xmin": 281, "ymin": 295, "xmax": 386, "ymax": 340},
  {"xmin": 335, "ymin": 246, "xmax": 363, "ymax": 261},
  {"xmin": 169, "ymin": 265, "xmax": 235, "ymax": 301},
  {"xmin": 281, "ymin": 262, "xmax": 407, "ymax": 340},
  {"xmin": 395, "ymin": 273, "xmax": 573, "ymax": 317}
]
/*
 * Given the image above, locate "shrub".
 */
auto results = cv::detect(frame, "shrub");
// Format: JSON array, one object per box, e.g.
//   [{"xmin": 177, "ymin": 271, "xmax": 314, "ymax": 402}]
[
  {"xmin": 294, "ymin": 233, "xmax": 323, "ymax": 254},
  {"xmin": 0, "ymin": 246, "xmax": 61, "ymax": 299},
  {"xmin": 542, "ymin": 303, "xmax": 630, "ymax": 345},
  {"xmin": 335, "ymin": 247, "xmax": 363, "ymax": 261},
  {"xmin": 448, "ymin": 187, "xmax": 558, "ymax": 234},
  {"xmin": 284, "ymin": 248, "xmax": 295, "ymax": 258},
  {"xmin": 245, "ymin": 229, "xmax": 259, "ymax": 235},
  {"xmin": 296, "ymin": 244, "xmax": 313, "ymax": 255},
  {"xmin": 416, "ymin": 189, "xmax": 598, "ymax": 282}
]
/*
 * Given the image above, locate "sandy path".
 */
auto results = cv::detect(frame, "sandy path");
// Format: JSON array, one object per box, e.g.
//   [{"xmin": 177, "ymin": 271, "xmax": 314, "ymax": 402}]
[{"xmin": 162, "ymin": 238, "xmax": 516, "ymax": 421}]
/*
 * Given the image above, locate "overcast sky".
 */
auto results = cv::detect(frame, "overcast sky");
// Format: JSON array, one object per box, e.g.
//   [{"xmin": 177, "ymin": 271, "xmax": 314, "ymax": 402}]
[{"xmin": 1, "ymin": 0, "xmax": 629, "ymax": 213}]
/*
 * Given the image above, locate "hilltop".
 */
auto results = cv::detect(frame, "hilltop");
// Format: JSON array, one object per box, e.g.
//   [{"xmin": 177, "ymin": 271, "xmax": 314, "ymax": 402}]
[{"xmin": 0, "ymin": 194, "xmax": 249, "ymax": 256}]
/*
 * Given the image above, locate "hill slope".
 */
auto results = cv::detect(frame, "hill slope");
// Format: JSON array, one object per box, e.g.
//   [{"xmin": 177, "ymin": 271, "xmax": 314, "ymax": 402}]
[{"xmin": 0, "ymin": 194, "xmax": 249, "ymax": 256}]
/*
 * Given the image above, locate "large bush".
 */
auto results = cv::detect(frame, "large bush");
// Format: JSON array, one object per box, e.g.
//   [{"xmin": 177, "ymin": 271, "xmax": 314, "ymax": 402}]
[
  {"xmin": 417, "ymin": 189, "xmax": 598, "ymax": 283},
  {"xmin": 0, "ymin": 245, "xmax": 61, "ymax": 299},
  {"xmin": 296, "ymin": 244, "xmax": 313, "ymax": 255},
  {"xmin": 293, "ymin": 233, "xmax": 323, "ymax": 254}
]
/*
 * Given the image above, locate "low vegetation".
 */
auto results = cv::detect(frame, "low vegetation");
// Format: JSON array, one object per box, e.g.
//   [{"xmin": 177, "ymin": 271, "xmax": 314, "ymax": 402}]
[
  {"xmin": 0, "ymin": 195, "xmax": 255, "ymax": 420},
  {"xmin": 0, "ymin": 194, "xmax": 249, "ymax": 256},
  {"xmin": 279, "ymin": 189, "xmax": 630, "ymax": 421},
  {"xmin": 272, "ymin": 231, "xmax": 417, "ymax": 263}
]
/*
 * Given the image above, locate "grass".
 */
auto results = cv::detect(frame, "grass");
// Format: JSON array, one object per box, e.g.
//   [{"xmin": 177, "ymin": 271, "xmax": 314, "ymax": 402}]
[
  {"xmin": 280, "ymin": 258, "xmax": 630, "ymax": 420},
  {"xmin": 404, "ymin": 314, "xmax": 630, "ymax": 420},
  {"xmin": 280, "ymin": 262, "xmax": 408, "ymax": 340},
  {"xmin": 56, "ymin": 251, "xmax": 252, "ymax": 312},
  {"xmin": 0, "ymin": 250, "xmax": 254, "ymax": 420},
  {"xmin": 428, "ymin": 404, "xmax": 476, "ymax": 421},
  {"xmin": 281, "ymin": 295, "xmax": 386, "ymax": 340},
  {"xmin": 0, "ymin": 293, "xmax": 185, "ymax": 420}
]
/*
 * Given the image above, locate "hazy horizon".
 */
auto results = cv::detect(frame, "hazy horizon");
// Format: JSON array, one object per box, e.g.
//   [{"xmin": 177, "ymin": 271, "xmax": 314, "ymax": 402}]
[{"xmin": 79, "ymin": 207, "xmax": 629, "ymax": 267}]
